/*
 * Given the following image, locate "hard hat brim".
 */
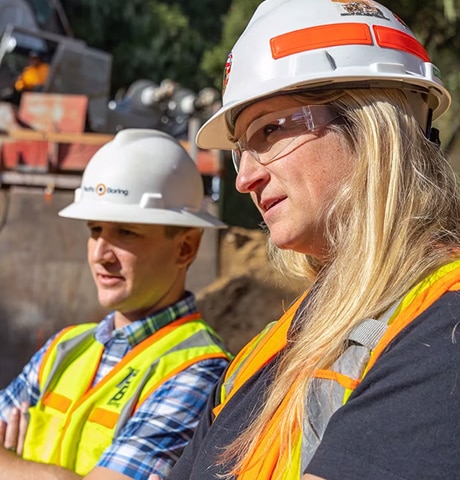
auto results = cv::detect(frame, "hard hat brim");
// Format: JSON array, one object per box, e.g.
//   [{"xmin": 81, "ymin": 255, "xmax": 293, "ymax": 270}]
[{"xmin": 58, "ymin": 202, "xmax": 227, "ymax": 229}]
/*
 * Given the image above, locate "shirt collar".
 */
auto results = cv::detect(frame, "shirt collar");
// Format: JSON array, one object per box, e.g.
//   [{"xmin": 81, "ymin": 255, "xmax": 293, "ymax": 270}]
[{"xmin": 95, "ymin": 291, "xmax": 198, "ymax": 346}]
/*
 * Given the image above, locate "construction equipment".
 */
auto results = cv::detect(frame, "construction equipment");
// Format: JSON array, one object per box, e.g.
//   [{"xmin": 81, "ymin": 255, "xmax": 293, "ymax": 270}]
[{"xmin": 0, "ymin": 24, "xmax": 222, "ymax": 192}]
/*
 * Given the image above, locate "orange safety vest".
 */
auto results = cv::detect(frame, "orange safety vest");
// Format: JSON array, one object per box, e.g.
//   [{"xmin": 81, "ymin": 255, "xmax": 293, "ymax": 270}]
[
  {"xmin": 22, "ymin": 313, "xmax": 231, "ymax": 475},
  {"xmin": 214, "ymin": 260, "xmax": 460, "ymax": 479},
  {"xmin": 15, "ymin": 63, "xmax": 50, "ymax": 91}
]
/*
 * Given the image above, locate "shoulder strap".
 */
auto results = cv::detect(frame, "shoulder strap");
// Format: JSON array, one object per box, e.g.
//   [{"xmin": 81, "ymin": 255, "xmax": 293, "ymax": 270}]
[
  {"xmin": 214, "ymin": 292, "xmax": 308, "ymax": 418},
  {"xmin": 38, "ymin": 323, "xmax": 97, "ymax": 391},
  {"xmin": 366, "ymin": 260, "xmax": 460, "ymax": 374},
  {"xmin": 347, "ymin": 299, "xmax": 400, "ymax": 350}
]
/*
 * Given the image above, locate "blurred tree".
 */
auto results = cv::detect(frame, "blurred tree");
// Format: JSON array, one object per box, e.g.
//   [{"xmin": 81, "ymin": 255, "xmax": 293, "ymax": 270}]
[
  {"xmin": 61, "ymin": 0, "xmax": 231, "ymax": 94},
  {"xmin": 383, "ymin": 0, "xmax": 460, "ymax": 162},
  {"xmin": 173, "ymin": 0, "xmax": 232, "ymax": 42},
  {"xmin": 200, "ymin": 0, "xmax": 260, "ymax": 90}
]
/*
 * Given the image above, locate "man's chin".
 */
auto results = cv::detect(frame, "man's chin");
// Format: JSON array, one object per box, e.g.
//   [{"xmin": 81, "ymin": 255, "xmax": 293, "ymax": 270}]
[{"xmin": 97, "ymin": 296, "xmax": 123, "ymax": 311}]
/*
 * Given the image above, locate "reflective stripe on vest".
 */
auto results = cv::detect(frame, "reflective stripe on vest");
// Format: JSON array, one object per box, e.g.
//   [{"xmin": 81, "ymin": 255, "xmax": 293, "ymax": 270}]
[
  {"xmin": 215, "ymin": 259, "xmax": 460, "ymax": 479},
  {"xmin": 23, "ymin": 313, "xmax": 231, "ymax": 475}
]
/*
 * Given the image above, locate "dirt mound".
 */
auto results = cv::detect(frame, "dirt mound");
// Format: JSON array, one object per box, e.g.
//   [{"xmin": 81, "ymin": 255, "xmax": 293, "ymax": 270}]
[{"xmin": 196, "ymin": 227, "xmax": 305, "ymax": 354}]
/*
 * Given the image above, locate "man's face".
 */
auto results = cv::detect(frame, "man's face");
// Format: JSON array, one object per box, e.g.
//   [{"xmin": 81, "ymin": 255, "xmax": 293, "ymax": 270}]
[{"xmin": 86, "ymin": 221, "xmax": 194, "ymax": 324}]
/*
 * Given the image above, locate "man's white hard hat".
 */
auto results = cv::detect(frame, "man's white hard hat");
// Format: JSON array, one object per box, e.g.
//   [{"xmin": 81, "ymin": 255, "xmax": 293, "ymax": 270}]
[
  {"xmin": 196, "ymin": 0, "xmax": 451, "ymax": 150},
  {"xmin": 59, "ymin": 128, "xmax": 226, "ymax": 229}
]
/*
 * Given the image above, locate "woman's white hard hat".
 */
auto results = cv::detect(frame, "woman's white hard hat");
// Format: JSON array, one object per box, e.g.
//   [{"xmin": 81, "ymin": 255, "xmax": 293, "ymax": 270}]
[
  {"xmin": 196, "ymin": 0, "xmax": 451, "ymax": 150},
  {"xmin": 59, "ymin": 128, "xmax": 226, "ymax": 229}
]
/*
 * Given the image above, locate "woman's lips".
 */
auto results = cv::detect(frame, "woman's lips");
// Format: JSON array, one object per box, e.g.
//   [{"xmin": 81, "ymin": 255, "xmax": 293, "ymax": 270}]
[{"xmin": 261, "ymin": 196, "xmax": 286, "ymax": 212}]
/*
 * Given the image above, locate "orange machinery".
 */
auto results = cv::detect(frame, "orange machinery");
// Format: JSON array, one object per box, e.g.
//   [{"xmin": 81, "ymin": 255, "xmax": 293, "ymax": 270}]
[{"xmin": 0, "ymin": 92, "xmax": 221, "ymax": 191}]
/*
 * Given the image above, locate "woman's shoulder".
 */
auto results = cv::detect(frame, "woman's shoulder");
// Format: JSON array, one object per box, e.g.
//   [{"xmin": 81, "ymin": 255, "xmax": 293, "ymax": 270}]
[{"xmin": 388, "ymin": 289, "xmax": 460, "ymax": 349}]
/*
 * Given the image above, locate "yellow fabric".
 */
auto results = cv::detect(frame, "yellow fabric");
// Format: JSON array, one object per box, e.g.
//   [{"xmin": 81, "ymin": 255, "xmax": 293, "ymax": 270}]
[
  {"xmin": 366, "ymin": 258, "xmax": 460, "ymax": 373},
  {"xmin": 216, "ymin": 293, "xmax": 307, "ymax": 414},
  {"xmin": 15, "ymin": 62, "xmax": 49, "ymax": 91},
  {"xmin": 23, "ymin": 315, "xmax": 230, "ymax": 475}
]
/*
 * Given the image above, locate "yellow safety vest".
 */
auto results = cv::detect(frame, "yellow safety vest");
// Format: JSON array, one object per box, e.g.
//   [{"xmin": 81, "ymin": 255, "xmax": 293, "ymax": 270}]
[
  {"xmin": 214, "ymin": 260, "xmax": 460, "ymax": 479},
  {"xmin": 23, "ymin": 313, "xmax": 231, "ymax": 475}
]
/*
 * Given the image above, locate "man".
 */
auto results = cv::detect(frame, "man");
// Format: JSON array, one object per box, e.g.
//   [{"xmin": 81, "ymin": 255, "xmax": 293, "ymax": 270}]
[
  {"xmin": 0, "ymin": 128, "xmax": 231, "ymax": 480},
  {"xmin": 14, "ymin": 50, "xmax": 50, "ymax": 93}
]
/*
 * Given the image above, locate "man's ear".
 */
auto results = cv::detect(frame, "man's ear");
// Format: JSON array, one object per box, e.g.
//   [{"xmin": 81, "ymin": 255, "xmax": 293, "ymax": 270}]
[{"xmin": 176, "ymin": 228, "xmax": 203, "ymax": 268}]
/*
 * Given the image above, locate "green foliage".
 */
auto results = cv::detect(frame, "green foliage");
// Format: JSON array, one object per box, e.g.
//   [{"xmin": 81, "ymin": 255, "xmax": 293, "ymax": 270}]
[
  {"xmin": 108, "ymin": 2, "xmax": 207, "ymax": 92},
  {"xmin": 172, "ymin": 0, "xmax": 232, "ymax": 40},
  {"xmin": 201, "ymin": 0, "xmax": 260, "ymax": 90},
  {"xmin": 383, "ymin": 0, "xmax": 460, "ymax": 156},
  {"xmin": 63, "ymin": 0, "xmax": 231, "ymax": 93}
]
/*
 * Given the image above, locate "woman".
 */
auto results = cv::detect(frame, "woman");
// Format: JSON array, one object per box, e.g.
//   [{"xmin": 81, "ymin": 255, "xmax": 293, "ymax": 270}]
[{"xmin": 168, "ymin": 0, "xmax": 460, "ymax": 479}]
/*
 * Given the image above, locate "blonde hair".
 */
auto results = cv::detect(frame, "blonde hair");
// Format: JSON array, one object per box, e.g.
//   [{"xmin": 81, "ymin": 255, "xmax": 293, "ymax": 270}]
[{"xmin": 223, "ymin": 88, "xmax": 460, "ymax": 474}]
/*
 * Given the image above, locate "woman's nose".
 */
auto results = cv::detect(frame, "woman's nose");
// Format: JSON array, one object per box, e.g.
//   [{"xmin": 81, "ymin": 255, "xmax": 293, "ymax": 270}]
[{"xmin": 235, "ymin": 151, "xmax": 270, "ymax": 194}]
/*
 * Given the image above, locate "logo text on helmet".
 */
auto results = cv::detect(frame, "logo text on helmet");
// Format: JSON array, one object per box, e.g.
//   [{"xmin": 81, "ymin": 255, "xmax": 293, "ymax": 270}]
[
  {"xmin": 96, "ymin": 183, "xmax": 106, "ymax": 196},
  {"xmin": 83, "ymin": 184, "xmax": 129, "ymax": 197},
  {"xmin": 332, "ymin": 0, "xmax": 388, "ymax": 20}
]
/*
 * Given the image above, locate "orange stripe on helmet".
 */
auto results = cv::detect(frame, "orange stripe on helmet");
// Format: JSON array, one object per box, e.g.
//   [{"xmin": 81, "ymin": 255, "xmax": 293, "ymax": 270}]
[
  {"xmin": 373, "ymin": 25, "xmax": 430, "ymax": 62},
  {"xmin": 270, "ymin": 23, "xmax": 373, "ymax": 59},
  {"xmin": 270, "ymin": 23, "xmax": 430, "ymax": 63}
]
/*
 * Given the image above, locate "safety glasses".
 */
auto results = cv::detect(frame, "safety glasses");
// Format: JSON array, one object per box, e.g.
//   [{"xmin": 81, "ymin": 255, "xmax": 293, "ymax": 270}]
[{"xmin": 231, "ymin": 104, "xmax": 340, "ymax": 172}]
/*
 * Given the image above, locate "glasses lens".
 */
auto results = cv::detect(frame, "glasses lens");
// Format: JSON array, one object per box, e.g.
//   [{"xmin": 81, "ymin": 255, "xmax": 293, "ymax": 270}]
[
  {"xmin": 231, "ymin": 149, "xmax": 241, "ymax": 172},
  {"xmin": 232, "ymin": 105, "xmax": 339, "ymax": 173}
]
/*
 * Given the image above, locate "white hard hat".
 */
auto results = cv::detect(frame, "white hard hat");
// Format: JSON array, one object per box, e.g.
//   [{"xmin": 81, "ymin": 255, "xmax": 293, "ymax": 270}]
[
  {"xmin": 197, "ymin": 0, "xmax": 451, "ymax": 150},
  {"xmin": 59, "ymin": 129, "xmax": 226, "ymax": 229}
]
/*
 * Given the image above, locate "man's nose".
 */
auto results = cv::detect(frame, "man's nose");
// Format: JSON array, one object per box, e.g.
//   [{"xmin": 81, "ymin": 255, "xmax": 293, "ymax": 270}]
[{"xmin": 90, "ymin": 236, "xmax": 116, "ymax": 263}]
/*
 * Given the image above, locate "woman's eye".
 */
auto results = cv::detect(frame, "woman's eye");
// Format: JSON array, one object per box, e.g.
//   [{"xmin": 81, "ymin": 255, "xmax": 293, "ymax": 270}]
[
  {"xmin": 249, "ymin": 123, "xmax": 281, "ymax": 147},
  {"xmin": 263, "ymin": 123, "xmax": 280, "ymax": 137}
]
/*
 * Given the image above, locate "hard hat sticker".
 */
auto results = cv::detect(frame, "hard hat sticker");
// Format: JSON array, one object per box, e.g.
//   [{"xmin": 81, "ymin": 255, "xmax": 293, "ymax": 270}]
[
  {"xmin": 332, "ymin": 0, "xmax": 389, "ymax": 20},
  {"xmin": 222, "ymin": 52, "xmax": 233, "ymax": 95}
]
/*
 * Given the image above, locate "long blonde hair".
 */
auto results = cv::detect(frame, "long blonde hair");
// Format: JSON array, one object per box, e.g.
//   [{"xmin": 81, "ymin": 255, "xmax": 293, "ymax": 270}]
[{"xmin": 223, "ymin": 88, "xmax": 460, "ymax": 475}]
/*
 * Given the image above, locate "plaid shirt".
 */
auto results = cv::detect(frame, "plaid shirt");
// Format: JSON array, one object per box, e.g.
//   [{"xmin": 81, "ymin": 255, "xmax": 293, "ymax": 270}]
[{"xmin": 0, "ymin": 292, "xmax": 229, "ymax": 479}]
